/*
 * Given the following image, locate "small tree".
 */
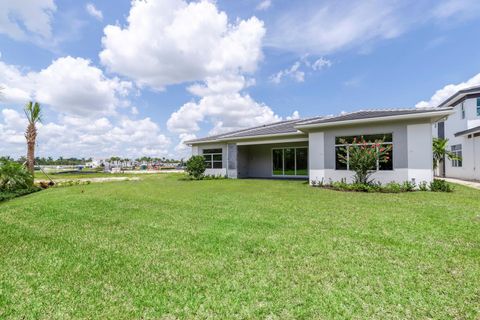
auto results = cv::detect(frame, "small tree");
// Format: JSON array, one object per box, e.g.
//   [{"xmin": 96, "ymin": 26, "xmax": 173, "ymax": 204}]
[
  {"xmin": 338, "ymin": 136, "xmax": 392, "ymax": 184},
  {"xmin": 0, "ymin": 160, "xmax": 34, "ymax": 192},
  {"xmin": 186, "ymin": 155, "xmax": 206, "ymax": 180},
  {"xmin": 24, "ymin": 101, "xmax": 42, "ymax": 174},
  {"xmin": 433, "ymin": 138, "xmax": 461, "ymax": 171}
]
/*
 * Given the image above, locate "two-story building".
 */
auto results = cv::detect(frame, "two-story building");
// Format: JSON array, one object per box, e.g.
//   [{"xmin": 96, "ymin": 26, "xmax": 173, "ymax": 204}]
[{"xmin": 434, "ymin": 86, "xmax": 480, "ymax": 181}]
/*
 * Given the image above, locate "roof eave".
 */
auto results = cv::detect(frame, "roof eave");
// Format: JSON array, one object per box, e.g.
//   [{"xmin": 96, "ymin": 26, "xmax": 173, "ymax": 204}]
[
  {"xmin": 294, "ymin": 109, "xmax": 455, "ymax": 130},
  {"xmin": 437, "ymin": 87, "xmax": 480, "ymax": 108},
  {"xmin": 454, "ymin": 126, "xmax": 480, "ymax": 137},
  {"xmin": 185, "ymin": 131, "xmax": 305, "ymax": 145}
]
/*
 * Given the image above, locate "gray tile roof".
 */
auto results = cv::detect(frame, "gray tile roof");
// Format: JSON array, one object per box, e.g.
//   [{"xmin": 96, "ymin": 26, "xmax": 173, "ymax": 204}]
[
  {"xmin": 296, "ymin": 108, "xmax": 451, "ymax": 126},
  {"xmin": 186, "ymin": 107, "xmax": 452, "ymax": 144},
  {"xmin": 455, "ymin": 125, "xmax": 480, "ymax": 137},
  {"xmin": 185, "ymin": 118, "xmax": 312, "ymax": 144}
]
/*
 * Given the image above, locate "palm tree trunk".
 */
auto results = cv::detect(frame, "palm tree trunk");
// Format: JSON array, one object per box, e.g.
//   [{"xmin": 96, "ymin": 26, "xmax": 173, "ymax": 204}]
[
  {"xmin": 27, "ymin": 141, "xmax": 35, "ymax": 174},
  {"xmin": 25, "ymin": 123, "xmax": 37, "ymax": 175}
]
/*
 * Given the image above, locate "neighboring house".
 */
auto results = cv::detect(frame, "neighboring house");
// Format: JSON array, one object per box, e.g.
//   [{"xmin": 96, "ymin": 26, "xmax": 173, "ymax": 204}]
[
  {"xmin": 186, "ymin": 108, "xmax": 453, "ymax": 184},
  {"xmin": 433, "ymin": 86, "xmax": 480, "ymax": 181}
]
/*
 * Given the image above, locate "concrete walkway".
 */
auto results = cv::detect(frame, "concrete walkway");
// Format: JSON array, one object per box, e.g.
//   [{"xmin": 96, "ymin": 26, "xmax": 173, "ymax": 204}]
[{"xmin": 440, "ymin": 177, "xmax": 480, "ymax": 190}]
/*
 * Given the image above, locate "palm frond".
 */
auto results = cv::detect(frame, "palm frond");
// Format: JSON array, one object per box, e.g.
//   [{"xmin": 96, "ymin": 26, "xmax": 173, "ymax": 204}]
[{"xmin": 24, "ymin": 101, "xmax": 42, "ymax": 124}]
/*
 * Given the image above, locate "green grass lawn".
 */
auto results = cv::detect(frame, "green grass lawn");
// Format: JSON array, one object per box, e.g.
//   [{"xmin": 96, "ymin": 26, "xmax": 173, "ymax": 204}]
[{"xmin": 1, "ymin": 174, "xmax": 479, "ymax": 319}]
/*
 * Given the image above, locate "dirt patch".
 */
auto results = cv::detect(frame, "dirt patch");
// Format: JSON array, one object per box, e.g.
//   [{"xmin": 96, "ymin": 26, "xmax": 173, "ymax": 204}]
[{"xmin": 36, "ymin": 177, "xmax": 141, "ymax": 184}]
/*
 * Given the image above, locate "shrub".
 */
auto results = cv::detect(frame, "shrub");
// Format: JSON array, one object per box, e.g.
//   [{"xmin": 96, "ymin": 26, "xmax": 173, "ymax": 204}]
[
  {"xmin": 316, "ymin": 179, "xmax": 452, "ymax": 193},
  {"xmin": 401, "ymin": 181, "xmax": 416, "ymax": 192},
  {"xmin": 0, "ymin": 160, "xmax": 34, "ymax": 192},
  {"xmin": 186, "ymin": 155, "xmax": 207, "ymax": 180},
  {"xmin": 418, "ymin": 181, "xmax": 429, "ymax": 191},
  {"xmin": 203, "ymin": 174, "xmax": 227, "ymax": 180},
  {"xmin": 383, "ymin": 182, "xmax": 403, "ymax": 193},
  {"xmin": 350, "ymin": 183, "xmax": 373, "ymax": 192},
  {"xmin": 429, "ymin": 179, "xmax": 453, "ymax": 192}
]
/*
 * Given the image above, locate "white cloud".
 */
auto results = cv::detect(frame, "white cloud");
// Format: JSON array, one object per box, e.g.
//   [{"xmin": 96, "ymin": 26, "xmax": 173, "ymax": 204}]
[
  {"xmin": 286, "ymin": 111, "xmax": 300, "ymax": 120},
  {"xmin": 432, "ymin": 0, "xmax": 480, "ymax": 20},
  {"xmin": 0, "ymin": 57, "xmax": 132, "ymax": 117},
  {"xmin": 256, "ymin": 0, "xmax": 272, "ymax": 11},
  {"xmin": 270, "ymin": 56, "xmax": 331, "ymax": 84},
  {"xmin": 0, "ymin": 61, "xmax": 33, "ymax": 104},
  {"xmin": 270, "ymin": 61, "xmax": 303, "ymax": 84},
  {"xmin": 416, "ymin": 73, "xmax": 480, "ymax": 108},
  {"xmin": 311, "ymin": 57, "xmax": 332, "ymax": 70},
  {"xmin": 266, "ymin": 0, "xmax": 480, "ymax": 55},
  {"xmin": 99, "ymin": 0, "xmax": 265, "ymax": 89},
  {"xmin": 0, "ymin": 109, "xmax": 171, "ymax": 159},
  {"xmin": 0, "ymin": 0, "xmax": 56, "ymax": 41},
  {"xmin": 86, "ymin": 3, "xmax": 103, "ymax": 21},
  {"xmin": 267, "ymin": 1, "xmax": 405, "ymax": 54},
  {"xmin": 175, "ymin": 133, "xmax": 197, "ymax": 157},
  {"xmin": 167, "ymin": 75, "xmax": 280, "ymax": 135}
]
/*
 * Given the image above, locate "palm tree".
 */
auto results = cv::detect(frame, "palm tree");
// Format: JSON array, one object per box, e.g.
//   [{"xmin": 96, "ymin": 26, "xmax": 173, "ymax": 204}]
[
  {"xmin": 433, "ymin": 138, "xmax": 461, "ymax": 173},
  {"xmin": 24, "ymin": 102, "xmax": 42, "ymax": 174}
]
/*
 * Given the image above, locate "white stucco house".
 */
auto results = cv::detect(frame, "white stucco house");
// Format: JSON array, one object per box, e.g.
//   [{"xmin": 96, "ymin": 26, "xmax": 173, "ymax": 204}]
[
  {"xmin": 186, "ymin": 108, "xmax": 453, "ymax": 185},
  {"xmin": 433, "ymin": 86, "xmax": 480, "ymax": 181}
]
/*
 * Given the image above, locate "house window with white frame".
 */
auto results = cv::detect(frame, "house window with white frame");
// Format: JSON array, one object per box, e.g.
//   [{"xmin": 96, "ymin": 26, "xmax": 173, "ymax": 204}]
[
  {"xmin": 202, "ymin": 148, "xmax": 223, "ymax": 169},
  {"xmin": 461, "ymin": 102, "xmax": 465, "ymax": 119},
  {"xmin": 451, "ymin": 144, "xmax": 462, "ymax": 167},
  {"xmin": 477, "ymin": 98, "xmax": 480, "ymax": 117},
  {"xmin": 335, "ymin": 134, "xmax": 393, "ymax": 171}
]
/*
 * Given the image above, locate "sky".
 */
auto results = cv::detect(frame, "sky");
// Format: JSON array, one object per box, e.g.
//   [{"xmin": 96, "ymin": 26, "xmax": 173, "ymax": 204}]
[{"xmin": 1, "ymin": 0, "xmax": 480, "ymax": 160}]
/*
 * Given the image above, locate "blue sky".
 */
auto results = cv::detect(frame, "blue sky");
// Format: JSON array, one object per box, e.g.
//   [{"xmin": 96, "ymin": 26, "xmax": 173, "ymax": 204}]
[{"xmin": 1, "ymin": 0, "xmax": 480, "ymax": 159}]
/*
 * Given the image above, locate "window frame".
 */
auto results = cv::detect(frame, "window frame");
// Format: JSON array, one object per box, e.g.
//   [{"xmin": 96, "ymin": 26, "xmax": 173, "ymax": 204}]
[
  {"xmin": 477, "ymin": 98, "xmax": 480, "ymax": 117},
  {"xmin": 271, "ymin": 146, "xmax": 308, "ymax": 177},
  {"xmin": 451, "ymin": 144, "xmax": 462, "ymax": 168},
  {"xmin": 461, "ymin": 102, "xmax": 465, "ymax": 119},
  {"xmin": 334, "ymin": 134, "xmax": 394, "ymax": 171},
  {"xmin": 202, "ymin": 148, "xmax": 223, "ymax": 169}
]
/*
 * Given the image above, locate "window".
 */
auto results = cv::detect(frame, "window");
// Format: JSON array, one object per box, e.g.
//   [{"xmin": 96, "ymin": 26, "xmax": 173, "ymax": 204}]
[
  {"xmin": 272, "ymin": 147, "xmax": 308, "ymax": 176},
  {"xmin": 335, "ymin": 134, "xmax": 393, "ymax": 171},
  {"xmin": 477, "ymin": 98, "xmax": 480, "ymax": 116},
  {"xmin": 461, "ymin": 102, "xmax": 465, "ymax": 119},
  {"xmin": 451, "ymin": 144, "xmax": 462, "ymax": 167},
  {"xmin": 202, "ymin": 148, "xmax": 222, "ymax": 169}
]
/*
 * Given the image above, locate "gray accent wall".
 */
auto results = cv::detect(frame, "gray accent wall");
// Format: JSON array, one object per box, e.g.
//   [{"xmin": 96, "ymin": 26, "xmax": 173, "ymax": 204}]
[
  {"xmin": 322, "ymin": 122, "xmax": 409, "ymax": 169},
  {"xmin": 227, "ymin": 143, "xmax": 238, "ymax": 178},
  {"xmin": 237, "ymin": 142, "xmax": 308, "ymax": 178},
  {"xmin": 227, "ymin": 144, "xmax": 237, "ymax": 170}
]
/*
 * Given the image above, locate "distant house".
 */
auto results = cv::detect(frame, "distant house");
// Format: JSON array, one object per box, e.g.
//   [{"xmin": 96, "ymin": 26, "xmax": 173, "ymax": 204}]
[
  {"xmin": 434, "ymin": 86, "xmax": 480, "ymax": 181},
  {"xmin": 186, "ymin": 108, "xmax": 453, "ymax": 184}
]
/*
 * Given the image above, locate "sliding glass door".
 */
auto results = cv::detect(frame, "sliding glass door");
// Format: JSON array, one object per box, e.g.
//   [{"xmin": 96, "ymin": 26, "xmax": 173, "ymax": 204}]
[{"xmin": 272, "ymin": 147, "xmax": 308, "ymax": 176}]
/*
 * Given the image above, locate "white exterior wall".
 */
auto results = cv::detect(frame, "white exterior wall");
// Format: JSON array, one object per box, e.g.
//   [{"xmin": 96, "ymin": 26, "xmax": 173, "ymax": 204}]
[
  {"xmin": 407, "ymin": 123, "xmax": 433, "ymax": 183},
  {"xmin": 475, "ymin": 138, "xmax": 480, "ymax": 181},
  {"xmin": 192, "ymin": 146, "xmax": 199, "ymax": 156},
  {"xmin": 440, "ymin": 97, "xmax": 480, "ymax": 180},
  {"xmin": 205, "ymin": 168, "xmax": 228, "ymax": 177},
  {"xmin": 193, "ymin": 143, "xmax": 228, "ymax": 177},
  {"xmin": 308, "ymin": 132, "xmax": 325, "ymax": 184},
  {"xmin": 323, "ymin": 169, "xmax": 409, "ymax": 184}
]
